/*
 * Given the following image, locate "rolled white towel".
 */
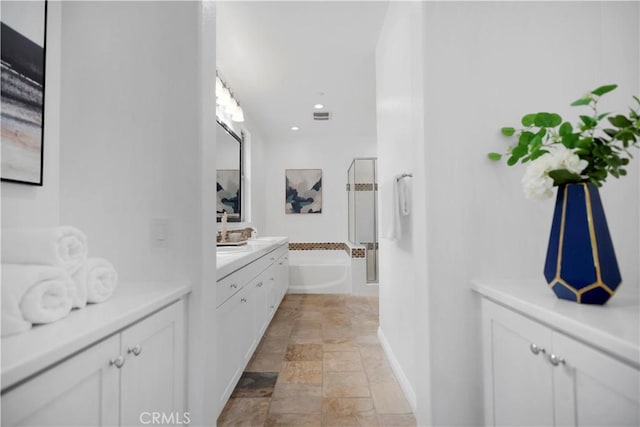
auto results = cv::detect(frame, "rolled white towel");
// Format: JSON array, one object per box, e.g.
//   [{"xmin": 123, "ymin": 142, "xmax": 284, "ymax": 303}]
[
  {"xmin": 1, "ymin": 264, "xmax": 74, "ymax": 337},
  {"xmin": 2, "ymin": 226, "xmax": 88, "ymax": 275},
  {"xmin": 73, "ymin": 258, "xmax": 118, "ymax": 304}
]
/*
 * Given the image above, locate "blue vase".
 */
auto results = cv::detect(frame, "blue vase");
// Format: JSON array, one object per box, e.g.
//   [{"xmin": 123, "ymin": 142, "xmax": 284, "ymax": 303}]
[{"xmin": 544, "ymin": 183, "xmax": 621, "ymax": 304}]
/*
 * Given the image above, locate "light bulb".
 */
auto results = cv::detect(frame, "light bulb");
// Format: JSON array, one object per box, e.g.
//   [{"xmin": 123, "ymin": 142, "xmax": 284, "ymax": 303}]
[
  {"xmin": 218, "ymin": 86, "xmax": 232, "ymax": 108},
  {"xmin": 231, "ymin": 105, "xmax": 244, "ymax": 122}
]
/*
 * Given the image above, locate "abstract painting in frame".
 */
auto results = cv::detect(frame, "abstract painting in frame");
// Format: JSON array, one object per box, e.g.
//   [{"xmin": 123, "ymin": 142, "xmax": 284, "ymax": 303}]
[
  {"xmin": 217, "ymin": 169, "xmax": 240, "ymax": 220},
  {"xmin": 1, "ymin": 0, "xmax": 48, "ymax": 185},
  {"xmin": 285, "ymin": 169, "xmax": 322, "ymax": 214}
]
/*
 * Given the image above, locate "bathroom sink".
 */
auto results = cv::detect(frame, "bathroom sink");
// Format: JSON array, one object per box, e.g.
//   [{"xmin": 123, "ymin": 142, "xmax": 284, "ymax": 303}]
[
  {"xmin": 216, "ymin": 245, "xmax": 252, "ymax": 254},
  {"xmin": 248, "ymin": 237, "xmax": 284, "ymax": 245}
]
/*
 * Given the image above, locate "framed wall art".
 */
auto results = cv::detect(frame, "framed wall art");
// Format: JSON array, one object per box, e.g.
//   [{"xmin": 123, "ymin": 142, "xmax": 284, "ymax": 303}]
[
  {"xmin": 285, "ymin": 169, "xmax": 322, "ymax": 214},
  {"xmin": 1, "ymin": 0, "xmax": 48, "ymax": 185}
]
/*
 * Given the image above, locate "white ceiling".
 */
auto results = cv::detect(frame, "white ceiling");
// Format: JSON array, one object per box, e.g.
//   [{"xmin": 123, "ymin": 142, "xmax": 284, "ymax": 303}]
[{"xmin": 216, "ymin": 1, "xmax": 389, "ymax": 140}]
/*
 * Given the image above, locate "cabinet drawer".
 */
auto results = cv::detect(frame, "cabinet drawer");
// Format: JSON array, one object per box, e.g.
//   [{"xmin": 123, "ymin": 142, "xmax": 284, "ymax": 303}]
[{"xmin": 217, "ymin": 244, "xmax": 287, "ymax": 307}]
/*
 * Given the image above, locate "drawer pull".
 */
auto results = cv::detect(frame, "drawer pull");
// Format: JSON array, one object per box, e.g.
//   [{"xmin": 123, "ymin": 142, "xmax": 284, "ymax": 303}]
[
  {"xmin": 257, "ymin": 282, "xmax": 263, "ymax": 288},
  {"xmin": 241, "ymin": 297, "xmax": 247, "ymax": 303},
  {"xmin": 128, "ymin": 345, "xmax": 142, "ymax": 357},
  {"xmin": 109, "ymin": 355, "xmax": 125, "ymax": 368},
  {"xmin": 529, "ymin": 343, "xmax": 545, "ymax": 355},
  {"xmin": 230, "ymin": 283, "xmax": 238, "ymax": 289},
  {"xmin": 548, "ymin": 353, "xmax": 566, "ymax": 366}
]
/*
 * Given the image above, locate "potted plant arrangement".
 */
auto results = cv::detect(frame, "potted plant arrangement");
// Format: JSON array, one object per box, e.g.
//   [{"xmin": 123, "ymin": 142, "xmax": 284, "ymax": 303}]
[{"xmin": 489, "ymin": 84, "xmax": 640, "ymax": 304}]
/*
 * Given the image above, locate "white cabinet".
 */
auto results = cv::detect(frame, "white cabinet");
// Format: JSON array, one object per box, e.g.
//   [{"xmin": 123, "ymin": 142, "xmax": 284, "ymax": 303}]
[
  {"xmin": 2, "ymin": 300, "xmax": 186, "ymax": 427},
  {"xmin": 215, "ymin": 243, "xmax": 289, "ymax": 414},
  {"xmin": 481, "ymin": 298, "xmax": 639, "ymax": 427}
]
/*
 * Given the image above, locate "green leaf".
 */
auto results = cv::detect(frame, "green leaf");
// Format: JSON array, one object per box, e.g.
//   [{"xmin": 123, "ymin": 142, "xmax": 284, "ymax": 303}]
[
  {"xmin": 580, "ymin": 115, "xmax": 597, "ymax": 128},
  {"xmin": 577, "ymin": 137, "xmax": 593, "ymax": 148},
  {"xmin": 597, "ymin": 112, "xmax": 610, "ymax": 121},
  {"xmin": 561, "ymin": 133, "xmax": 579, "ymax": 149},
  {"xmin": 487, "ymin": 152, "xmax": 503, "ymax": 161},
  {"xmin": 501, "ymin": 127, "xmax": 516, "ymax": 136},
  {"xmin": 519, "ymin": 131, "xmax": 534, "ymax": 146},
  {"xmin": 507, "ymin": 155, "xmax": 519, "ymax": 166},
  {"xmin": 512, "ymin": 143, "xmax": 528, "ymax": 159},
  {"xmin": 534, "ymin": 112, "xmax": 562, "ymax": 128},
  {"xmin": 609, "ymin": 115, "xmax": 632, "ymax": 128},
  {"xmin": 530, "ymin": 148, "xmax": 549, "ymax": 160},
  {"xmin": 548, "ymin": 169, "xmax": 583, "ymax": 185},
  {"xmin": 603, "ymin": 128, "xmax": 618, "ymax": 138},
  {"xmin": 591, "ymin": 84, "xmax": 617, "ymax": 97},
  {"xmin": 615, "ymin": 129, "xmax": 637, "ymax": 143},
  {"xmin": 559, "ymin": 122, "xmax": 573, "ymax": 136},
  {"xmin": 521, "ymin": 114, "xmax": 537, "ymax": 127},
  {"xmin": 571, "ymin": 96, "xmax": 592, "ymax": 106}
]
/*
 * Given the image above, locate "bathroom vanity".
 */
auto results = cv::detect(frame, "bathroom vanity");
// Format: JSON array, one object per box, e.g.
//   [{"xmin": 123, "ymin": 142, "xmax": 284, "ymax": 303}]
[
  {"xmin": 473, "ymin": 279, "xmax": 639, "ymax": 427},
  {"xmin": 215, "ymin": 237, "xmax": 289, "ymax": 414},
  {"xmin": 1, "ymin": 281, "xmax": 190, "ymax": 426}
]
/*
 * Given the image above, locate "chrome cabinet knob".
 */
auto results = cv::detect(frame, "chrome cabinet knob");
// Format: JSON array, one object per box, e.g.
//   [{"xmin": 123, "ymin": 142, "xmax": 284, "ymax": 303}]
[
  {"xmin": 109, "ymin": 355, "xmax": 125, "ymax": 368},
  {"xmin": 128, "ymin": 345, "xmax": 142, "ymax": 356},
  {"xmin": 530, "ymin": 343, "xmax": 546, "ymax": 355},
  {"xmin": 548, "ymin": 353, "xmax": 566, "ymax": 366},
  {"xmin": 230, "ymin": 283, "xmax": 238, "ymax": 289},
  {"xmin": 241, "ymin": 297, "xmax": 247, "ymax": 303},
  {"xmin": 256, "ymin": 282, "xmax": 263, "ymax": 288}
]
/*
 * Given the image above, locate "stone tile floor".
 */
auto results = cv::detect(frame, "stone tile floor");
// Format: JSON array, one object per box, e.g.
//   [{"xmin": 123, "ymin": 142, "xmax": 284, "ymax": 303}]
[{"xmin": 217, "ymin": 294, "xmax": 417, "ymax": 427}]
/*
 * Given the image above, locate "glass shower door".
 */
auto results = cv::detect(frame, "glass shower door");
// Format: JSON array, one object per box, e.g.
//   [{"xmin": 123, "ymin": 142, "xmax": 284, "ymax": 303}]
[{"xmin": 347, "ymin": 158, "xmax": 378, "ymax": 283}]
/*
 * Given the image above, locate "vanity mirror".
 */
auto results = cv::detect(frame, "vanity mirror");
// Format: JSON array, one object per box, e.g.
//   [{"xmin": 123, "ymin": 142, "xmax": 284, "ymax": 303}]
[{"xmin": 216, "ymin": 120, "xmax": 243, "ymax": 222}]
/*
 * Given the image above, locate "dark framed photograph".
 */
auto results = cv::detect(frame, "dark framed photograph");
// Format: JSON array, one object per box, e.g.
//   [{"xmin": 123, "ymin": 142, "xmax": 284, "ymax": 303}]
[{"xmin": 1, "ymin": 0, "xmax": 48, "ymax": 185}]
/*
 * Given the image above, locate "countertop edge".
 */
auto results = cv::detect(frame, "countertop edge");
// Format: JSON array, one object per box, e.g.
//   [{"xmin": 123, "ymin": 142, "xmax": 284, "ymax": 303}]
[
  {"xmin": 1, "ymin": 281, "xmax": 192, "ymax": 391},
  {"xmin": 471, "ymin": 279, "xmax": 640, "ymax": 369},
  {"xmin": 216, "ymin": 237, "xmax": 289, "ymax": 280}
]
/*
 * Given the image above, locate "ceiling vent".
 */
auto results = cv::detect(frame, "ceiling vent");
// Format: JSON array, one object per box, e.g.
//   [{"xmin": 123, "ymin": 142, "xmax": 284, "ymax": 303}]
[{"xmin": 313, "ymin": 112, "xmax": 331, "ymax": 121}]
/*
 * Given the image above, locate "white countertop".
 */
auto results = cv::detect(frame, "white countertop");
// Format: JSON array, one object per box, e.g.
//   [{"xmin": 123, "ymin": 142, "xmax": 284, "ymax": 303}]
[
  {"xmin": 1, "ymin": 280, "xmax": 191, "ymax": 390},
  {"xmin": 472, "ymin": 279, "xmax": 640, "ymax": 368},
  {"xmin": 216, "ymin": 236, "xmax": 288, "ymax": 280}
]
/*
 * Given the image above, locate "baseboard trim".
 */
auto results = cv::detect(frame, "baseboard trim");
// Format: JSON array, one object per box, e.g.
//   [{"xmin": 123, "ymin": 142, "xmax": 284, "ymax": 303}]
[{"xmin": 377, "ymin": 326, "xmax": 417, "ymax": 413}]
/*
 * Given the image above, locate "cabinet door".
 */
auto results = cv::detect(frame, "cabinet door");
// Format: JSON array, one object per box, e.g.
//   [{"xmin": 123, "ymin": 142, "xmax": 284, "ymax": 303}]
[
  {"xmin": 482, "ymin": 300, "xmax": 554, "ymax": 426},
  {"xmin": 120, "ymin": 301, "xmax": 186, "ymax": 426},
  {"xmin": 216, "ymin": 284, "xmax": 254, "ymax": 407},
  {"xmin": 272, "ymin": 252, "xmax": 289, "ymax": 306},
  {"xmin": 1, "ymin": 335, "xmax": 120, "ymax": 427},
  {"xmin": 253, "ymin": 271, "xmax": 271, "ymax": 338},
  {"xmin": 552, "ymin": 332, "xmax": 640, "ymax": 427}
]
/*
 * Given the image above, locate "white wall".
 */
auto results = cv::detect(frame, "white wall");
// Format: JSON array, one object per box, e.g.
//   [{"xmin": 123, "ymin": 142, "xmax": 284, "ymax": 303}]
[
  {"xmin": 57, "ymin": 2, "xmax": 218, "ymax": 423},
  {"xmin": 59, "ymin": 1, "xmax": 202, "ymax": 283},
  {"xmin": 377, "ymin": 2, "xmax": 639, "ymax": 425},
  {"xmin": 263, "ymin": 135, "xmax": 376, "ymax": 242},
  {"xmin": 375, "ymin": 0, "xmax": 426, "ymax": 414},
  {"xmin": 1, "ymin": 1, "xmax": 61, "ymax": 229},
  {"xmin": 245, "ymin": 127, "xmax": 268, "ymax": 232}
]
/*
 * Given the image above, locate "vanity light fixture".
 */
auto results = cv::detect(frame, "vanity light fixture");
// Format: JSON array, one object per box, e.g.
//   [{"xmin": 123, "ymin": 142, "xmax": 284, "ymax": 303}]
[
  {"xmin": 291, "ymin": 126, "xmax": 300, "ymax": 131},
  {"xmin": 216, "ymin": 72, "xmax": 244, "ymax": 122},
  {"xmin": 314, "ymin": 103, "xmax": 324, "ymax": 109}
]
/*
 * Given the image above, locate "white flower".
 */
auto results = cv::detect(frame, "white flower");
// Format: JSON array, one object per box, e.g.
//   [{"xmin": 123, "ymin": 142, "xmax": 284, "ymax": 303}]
[{"xmin": 521, "ymin": 145, "xmax": 588, "ymax": 200}]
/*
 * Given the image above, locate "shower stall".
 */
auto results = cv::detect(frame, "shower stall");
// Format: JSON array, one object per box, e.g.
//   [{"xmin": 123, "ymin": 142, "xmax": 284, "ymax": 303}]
[{"xmin": 347, "ymin": 158, "xmax": 378, "ymax": 283}]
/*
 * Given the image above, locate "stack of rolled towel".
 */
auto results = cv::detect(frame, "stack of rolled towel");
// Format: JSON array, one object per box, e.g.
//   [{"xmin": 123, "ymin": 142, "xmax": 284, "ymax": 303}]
[{"xmin": 1, "ymin": 226, "xmax": 119, "ymax": 337}]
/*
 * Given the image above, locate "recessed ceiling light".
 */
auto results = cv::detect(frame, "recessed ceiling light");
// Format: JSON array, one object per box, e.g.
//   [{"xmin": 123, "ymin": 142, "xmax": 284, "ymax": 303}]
[
  {"xmin": 314, "ymin": 103, "xmax": 324, "ymax": 109},
  {"xmin": 291, "ymin": 126, "xmax": 299, "ymax": 131}
]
